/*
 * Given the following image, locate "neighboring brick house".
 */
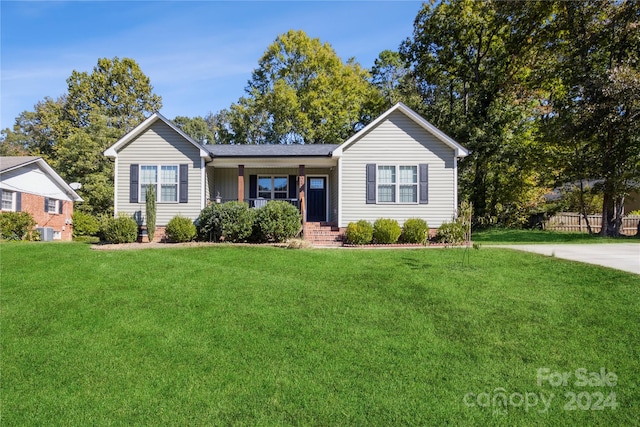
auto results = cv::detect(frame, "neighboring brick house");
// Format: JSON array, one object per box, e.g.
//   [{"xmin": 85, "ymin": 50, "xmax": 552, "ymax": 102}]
[{"xmin": 0, "ymin": 156, "xmax": 83, "ymax": 241}]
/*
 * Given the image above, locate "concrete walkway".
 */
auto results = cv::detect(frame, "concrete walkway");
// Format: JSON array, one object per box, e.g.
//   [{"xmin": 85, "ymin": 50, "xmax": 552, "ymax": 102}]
[{"xmin": 491, "ymin": 244, "xmax": 640, "ymax": 275}]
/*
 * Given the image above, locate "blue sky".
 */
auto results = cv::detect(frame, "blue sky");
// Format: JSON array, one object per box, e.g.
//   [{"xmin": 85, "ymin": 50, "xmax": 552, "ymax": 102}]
[{"xmin": 1, "ymin": 1, "xmax": 423, "ymax": 130}]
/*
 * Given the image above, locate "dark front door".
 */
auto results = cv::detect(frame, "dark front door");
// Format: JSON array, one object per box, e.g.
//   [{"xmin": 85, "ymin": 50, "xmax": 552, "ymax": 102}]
[{"xmin": 307, "ymin": 177, "xmax": 327, "ymax": 222}]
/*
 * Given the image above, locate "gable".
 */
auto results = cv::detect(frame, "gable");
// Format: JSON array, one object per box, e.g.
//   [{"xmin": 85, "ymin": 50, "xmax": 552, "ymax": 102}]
[
  {"xmin": 0, "ymin": 162, "xmax": 79, "ymax": 201},
  {"xmin": 341, "ymin": 110, "xmax": 456, "ymax": 164}
]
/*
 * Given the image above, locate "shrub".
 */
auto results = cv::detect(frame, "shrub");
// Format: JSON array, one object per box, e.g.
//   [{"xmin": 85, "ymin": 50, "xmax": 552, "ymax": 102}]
[
  {"xmin": 197, "ymin": 201, "xmax": 254, "ymax": 242},
  {"xmin": 165, "ymin": 215, "xmax": 196, "ymax": 242},
  {"xmin": 146, "ymin": 185, "xmax": 156, "ymax": 241},
  {"xmin": 72, "ymin": 211, "xmax": 100, "ymax": 238},
  {"xmin": 401, "ymin": 218, "xmax": 429, "ymax": 244},
  {"xmin": 345, "ymin": 220, "xmax": 373, "ymax": 245},
  {"xmin": 372, "ymin": 218, "xmax": 402, "ymax": 244},
  {"xmin": 102, "ymin": 215, "xmax": 138, "ymax": 244},
  {"xmin": 0, "ymin": 211, "xmax": 37, "ymax": 241},
  {"xmin": 254, "ymin": 201, "xmax": 301, "ymax": 242},
  {"xmin": 435, "ymin": 221, "xmax": 465, "ymax": 245}
]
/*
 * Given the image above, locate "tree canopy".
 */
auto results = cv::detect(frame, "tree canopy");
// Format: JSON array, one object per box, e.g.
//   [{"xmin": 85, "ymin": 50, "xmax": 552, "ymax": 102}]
[
  {"xmin": 216, "ymin": 30, "xmax": 384, "ymax": 144},
  {"xmin": 0, "ymin": 57, "xmax": 162, "ymax": 215}
]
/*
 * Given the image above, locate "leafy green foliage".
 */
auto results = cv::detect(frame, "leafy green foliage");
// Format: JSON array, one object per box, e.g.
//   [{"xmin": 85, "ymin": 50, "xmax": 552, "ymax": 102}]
[
  {"xmin": 254, "ymin": 201, "xmax": 301, "ymax": 242},
  {"xmin": 435, "ymin": 221, "xmax": 466, "ymax": 245},
  {"xmin": 1, "ymin": 57, "xmax": 161, "ymax": 216},
  {"xmin": 344, "ymin": 220, "xmax": 373, "ymax": 245},
  {"xmin": 372, "ymin": 218, "xmax": 402, "ymax": 244},
  {"xmin": 197, "ymin": 202, "xmax": 255, "ymax": 242},
  {"xmin": 173, "ymin": 116, "xmax": 215, "ymax": 144},
  {"xmin": 400, "ymin": 218, "xmax": 429, "ymax": 244},
  {"xmin": 165, "ymin": 215, "xmax": 196, "ymax": 243},
  {"xmin": 217, "ymin": 30, "xmax": 384, "ymax": 144},
  {"xmin": 102, "ymin": 215, "xmax": 138, "ymax": 244},
  {"xmin": 145, "ymin": 185, "xmax": 156, "ymax": 241},
  {"xmin": 0, "ymin": 212, "xmax": 37, "ymax": 241},
  {"xmin": 71, "ymin": 211, "xmax": 100, "ymax": 238}
]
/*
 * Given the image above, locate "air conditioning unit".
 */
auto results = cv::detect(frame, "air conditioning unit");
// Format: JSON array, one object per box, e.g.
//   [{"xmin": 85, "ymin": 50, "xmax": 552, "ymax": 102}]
[{"xmin": 36, "ymin": 227, "xmax": 54, "ymax": 241}]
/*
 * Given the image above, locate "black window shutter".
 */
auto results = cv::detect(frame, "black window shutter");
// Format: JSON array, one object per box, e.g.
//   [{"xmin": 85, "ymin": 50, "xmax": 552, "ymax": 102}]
[
  {"xmin": 130, "ymin": 164, "xmax": 139, "ymax": 203},
  {"xmin": 366, "ymin": 164, "xmax": 376, "ymax": 204},
  {"xmin": 288, "ymin": 175, "xmax": 297, "ymax": 199},
  {"xmin": 44, "ymin": 197, "xmax": 49, "ymax": 212},
  {"xmin": 179, "ymin": 164, "xmax": 188, "ymax": 203},
  {"xmin": 58, "ymin": 200, "xmax": 63, "ymax": 214},
  {"xmin": 419, "ymin": 164, "xmax": 428, "ymax": 204},
  {"xmin": 16, "ymin": 192, "xmax": 21, "ymax": 212},
  {"xmin": 249, "ymin": 175, "xmax": 257, "ymax": 199}
]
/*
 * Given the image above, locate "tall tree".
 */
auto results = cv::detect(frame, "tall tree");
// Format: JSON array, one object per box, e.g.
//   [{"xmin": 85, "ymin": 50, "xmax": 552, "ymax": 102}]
[
  {"xmin": 400, "ymin": 0, "xmax": 555, "ymax": 224},
  {"xmin": 222, "ymin": 30, "xmax": 384, "ymax": 144},
  {"xmin": 0, "ymin": 57, "xmax": 162, "ymax": 215},
  {"xmin": 173, "ymin": 116, "xmax": 215, "ymax": 144},
  {"xmin": 370, "ymin": 50, "xmax": 420, "ymax": 108},
  {"xmin": 547, "ymin": 0, "xmax": 640, "ymax": 236}
]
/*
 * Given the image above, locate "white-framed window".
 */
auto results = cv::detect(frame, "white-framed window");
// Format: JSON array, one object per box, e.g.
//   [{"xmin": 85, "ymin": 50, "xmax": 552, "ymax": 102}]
[
  {"xmin": 47, "ymin": 198, "xmax": 58, "ymax": 213},
  {"xmin": 140, "ymin": 165, "xmax": 179, "ymax": 203},
  {"xmin": 377, "ymin": 165, "xmax": 418, "ymax": 204},
  {"xmin": 258, "ymin": 176, "xmax": 288, "ymax": 199},
  {"xmin": 2, "ymin": 190, "xmax": 15, "ymax": 211}
]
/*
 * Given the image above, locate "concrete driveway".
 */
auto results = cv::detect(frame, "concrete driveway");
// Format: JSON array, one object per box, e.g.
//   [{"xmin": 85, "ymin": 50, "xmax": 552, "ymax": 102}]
[{"xmin": 491, "ymin": 244, "xmax": 640, "ymax": 275}]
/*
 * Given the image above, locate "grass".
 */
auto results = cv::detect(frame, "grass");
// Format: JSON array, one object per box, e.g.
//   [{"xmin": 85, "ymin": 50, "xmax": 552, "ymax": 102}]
[
  {"xmin": 472, "ymin": 228, "xmax": 639, "ymax": 245},
  {"xmin": 1, "ymin": 242, "xmax": 639, "ymax": 426}
]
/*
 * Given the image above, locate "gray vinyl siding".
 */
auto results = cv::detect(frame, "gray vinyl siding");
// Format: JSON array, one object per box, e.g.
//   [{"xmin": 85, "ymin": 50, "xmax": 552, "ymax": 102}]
[
  {"xmin": 340, "ymin": 111, "xmax": 457, "ymax": 228},
  {"xmin": 116, "ymin": 121, "xmax": 203, "ymax": 225}
]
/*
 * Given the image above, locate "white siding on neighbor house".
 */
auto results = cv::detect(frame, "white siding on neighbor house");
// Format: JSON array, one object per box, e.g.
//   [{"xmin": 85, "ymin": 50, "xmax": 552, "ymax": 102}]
[
  {"xmin": 116, "ymin": 120, "xmax": 204, "ymax": 225},
  {"xmin": 340, "ymin": 110, "xmax": 457, "ymax": 228},
  {"xmin": 0, "ymin": 164, "xmax": 75, "ymax": 201}
]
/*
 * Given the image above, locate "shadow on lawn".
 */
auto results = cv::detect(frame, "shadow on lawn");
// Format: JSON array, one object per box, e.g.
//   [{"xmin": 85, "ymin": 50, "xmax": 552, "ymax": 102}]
[{"xmin": 472, "ymin": 228, "xmax": 637, "ymax": 243}]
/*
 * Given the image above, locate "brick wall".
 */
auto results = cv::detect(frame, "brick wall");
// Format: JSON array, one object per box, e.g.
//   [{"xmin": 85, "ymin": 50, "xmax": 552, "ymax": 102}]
[{"xmin": 21, "ymin": 192, "xmax": 74, "ymax": 241}]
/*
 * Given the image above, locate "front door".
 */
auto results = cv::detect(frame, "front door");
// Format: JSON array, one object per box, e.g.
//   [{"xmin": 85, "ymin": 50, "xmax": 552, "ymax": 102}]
[{"xmin": 307, "ymin": 177, "xmax": 327, "ymax": 222}]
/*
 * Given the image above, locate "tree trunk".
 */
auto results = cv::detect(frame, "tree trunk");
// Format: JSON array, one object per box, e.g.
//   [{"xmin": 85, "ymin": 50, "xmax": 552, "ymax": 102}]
[{"xmin": 577, "ymin": 181, "xmax": 593, "ymax": 234}]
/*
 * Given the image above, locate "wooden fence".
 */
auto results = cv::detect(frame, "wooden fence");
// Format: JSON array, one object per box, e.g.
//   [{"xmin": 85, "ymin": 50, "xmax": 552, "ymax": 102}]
[{"xmin": 544, "ymin": 213, "xmax": 640, "ymax": 236}]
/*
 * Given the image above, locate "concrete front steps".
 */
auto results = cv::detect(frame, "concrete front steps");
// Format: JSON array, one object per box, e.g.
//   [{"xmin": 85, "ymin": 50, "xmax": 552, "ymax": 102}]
[{"xmin": 304, "ymin": 222, "xmax": 344, "ymax": 247}]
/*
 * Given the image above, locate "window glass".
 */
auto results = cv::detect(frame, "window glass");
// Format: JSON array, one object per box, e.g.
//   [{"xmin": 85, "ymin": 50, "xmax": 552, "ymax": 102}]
[
  {"xmin": 1, "ymin": 191, "xmax": 13, "ymax": 210},
  {"xmin": 378, "ymin": 166, "xmax": 396, "ymax": 202},
  {"xmin": 47, "ymin": 198, "xmax": 57, "ymax": 213},
  {"xmin": 399, "ymin": 166, "xmax": 418, "ymax": 203},
  {"xmin": 258, "ymin": 177, "xmax": 272, "ymax": 199},
  {"xmin": 140, "ymin": 165, "xmax": 157, "ymax": 203},
  {"xmin": 258, "ymin": 176, "xmax": 288, "ymax": 199},
  {"xmin": 161, "ymin": 165, "xmax": 178, "ymax": 202}
]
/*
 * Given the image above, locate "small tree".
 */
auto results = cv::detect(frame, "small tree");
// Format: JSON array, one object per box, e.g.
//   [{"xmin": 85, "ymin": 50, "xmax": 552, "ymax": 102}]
[{"xmin": 145, "ymin": 185, "xmax": 156, "ymax": 241}]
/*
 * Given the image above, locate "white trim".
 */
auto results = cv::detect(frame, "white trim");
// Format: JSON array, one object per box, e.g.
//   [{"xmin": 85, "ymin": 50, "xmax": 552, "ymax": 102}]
[
  {"xmin": 332, "ymin": 103, "xmax": 469, "ymax": 158},
  {"xmin": 337, "ymin": 158, "xmax": 343, "ymax": 227},
  {"xmin": 306, "ymin": 174, "xmax": 329, "ymax": 222},
  {"xmin": 0, "ymin": 157, "xmax": 82, "ymax": 202},
  {"xmin": 375, "ymin": 164, "xmax": 419, "ymax": 205},
  {"xmin": 113, "ymin": 157, "xmax": 119, "ymax": 216},
  {"xmin": 209, "ymin": 157, "xmax": 335, "ymax": 169},
  {"xmin": 454, "ymin": 157, "xmax": 459, "ymax": 213},
  {"xmin": 200, "ymin": 158, "xmax": 205, "ymax": 210},
  {"xmin": 104, "ymin": 112, "xmax": 211, "ymax": 160},
  {"xmin": 1, "ymin": 190, "xmax": 16, "ymax": 212},
  {"xmin": 139, "ymin": 164, "xmax": 180, "ymax": 203},
  {"xmin": 257, "ymin": 175, "xmax": 289, "ymax": 200}
]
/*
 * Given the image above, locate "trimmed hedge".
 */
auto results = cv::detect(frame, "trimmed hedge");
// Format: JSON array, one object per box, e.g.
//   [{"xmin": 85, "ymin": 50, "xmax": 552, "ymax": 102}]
[
  {"xmin": 166, "ymin": 215, "xmax": 196, "ymax": 243},
  {"xmin": 345, "ymin": 220, "xmax": 373, "ymax": 245},
  {"xmin": 72, "ymin": 211, "xmax": 100, "ymax": 238},
  {"xmin": 435, "ymin": 221, "xmax": 465, "ymax": 245},
  {"xmin": 373, "ymin": 218, "xmax": 402, "ymax": 244},
  {"xmin": 102, "ymin": 215, "xmax": 138, "ymax": 244},
  {"xmin": 254, "ymin": 201, "xmax": 301, "ymax": 242},
  {"xmin": 197, "ymin": 201, "xmax": 254, "ymax": 242},
  {"xmin": 401, "ymin": 218, "xmax": 429, "ymax": 244}
]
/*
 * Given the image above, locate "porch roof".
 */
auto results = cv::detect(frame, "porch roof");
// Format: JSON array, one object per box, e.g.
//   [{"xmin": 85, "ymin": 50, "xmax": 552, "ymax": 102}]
[{"xmin": 208, "ymin": 144, "xmax": 340, "ymax": 158}]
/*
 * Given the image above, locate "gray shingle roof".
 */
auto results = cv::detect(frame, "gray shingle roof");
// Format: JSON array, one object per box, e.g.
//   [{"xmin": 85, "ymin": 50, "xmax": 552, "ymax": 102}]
[
  {"xmin": 0, "ymin": 156, "xmax": 41, "ymax": 172},
  {"xmin": 207, "ymin": 144, "xmax": 340, "ymax": 157}
]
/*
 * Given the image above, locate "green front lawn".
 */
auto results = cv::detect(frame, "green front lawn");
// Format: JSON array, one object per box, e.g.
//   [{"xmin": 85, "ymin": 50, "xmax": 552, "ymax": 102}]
[
  {"xmin": 472, "ymin": 228, "xmax": 639, "ymax": 244},
  {"xmin": 1, "ymin": 243, "xmax": 638, "ymax": 425}
]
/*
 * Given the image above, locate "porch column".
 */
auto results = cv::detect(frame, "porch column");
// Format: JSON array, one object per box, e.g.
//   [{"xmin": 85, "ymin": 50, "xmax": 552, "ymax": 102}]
[
  {"xmin": 238, "ymin": 164, "xmax": 244, "ymax": 202},
  {"xmin": 298, "ymin": 165, "xmax": 306, "ymax": 226}
]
